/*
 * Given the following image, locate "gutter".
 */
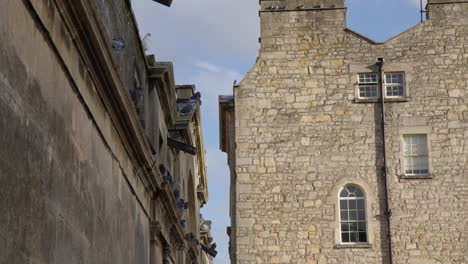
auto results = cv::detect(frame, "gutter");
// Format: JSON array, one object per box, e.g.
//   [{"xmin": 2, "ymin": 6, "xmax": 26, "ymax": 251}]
[{"xmin": 377, "ymin": 58, "xmax": 394, "ymax": 264}]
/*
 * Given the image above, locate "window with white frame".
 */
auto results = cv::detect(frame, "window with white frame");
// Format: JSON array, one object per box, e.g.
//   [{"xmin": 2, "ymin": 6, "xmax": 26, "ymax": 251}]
[
  {"xmin": 385, "ymin": 72, "xmax": 405, "ymax": 98},
  {"xmin": 339, "ymin": 185, "xmax": 367, "ymax": 243},
  {"xmin": 403, "ymin": 135, "xmax": 429, "ymax": 175},
  {"xmin": 358, "ymin": 73, "xmax": 378, "ymax": 99}
]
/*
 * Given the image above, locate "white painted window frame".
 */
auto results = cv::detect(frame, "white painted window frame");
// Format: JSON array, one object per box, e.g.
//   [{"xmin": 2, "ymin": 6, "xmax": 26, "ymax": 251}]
[
  {"xmin": 384, "ymin": 72, "xmax": 406, "ymax": 98},
  {"xmin": 402, "ymin": 134, "xmax": 430, "ymax": 176},
  {"xmin": 357, "ymin": 73, "xmax": 379, "ymax": 99},
  {"xmin": 338, "ymin": 185, "xmax": 368, "ymax": 245}
]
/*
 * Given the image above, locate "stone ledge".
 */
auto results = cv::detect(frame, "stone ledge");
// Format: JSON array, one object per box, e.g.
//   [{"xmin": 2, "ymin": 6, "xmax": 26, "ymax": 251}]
[
  {"xmin": 399, "ymin": 174, "xmax": 434, "ymax": 180},
  {"xmin": 334, "ymin": 244, "xmax": 373, "ymax": 249},
  {"xmin": 354, "ymin": 97, "xmax": 410, "ymax": 103}
]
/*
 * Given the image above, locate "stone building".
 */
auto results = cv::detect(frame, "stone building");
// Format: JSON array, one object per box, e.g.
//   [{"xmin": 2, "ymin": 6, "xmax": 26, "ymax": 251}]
[
  {"xmin": 0, "ymin": 0, "xmax": 215, "ymax": 263},
  {"xmin": 219, "ymin": 0, "xmax": 467, "ymax": 263}
]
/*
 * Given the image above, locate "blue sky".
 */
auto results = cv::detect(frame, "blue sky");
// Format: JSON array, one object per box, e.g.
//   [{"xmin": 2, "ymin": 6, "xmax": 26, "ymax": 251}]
[{"xmin": 131, "ymin": 0, "xmax": 427, "ymax": 263}]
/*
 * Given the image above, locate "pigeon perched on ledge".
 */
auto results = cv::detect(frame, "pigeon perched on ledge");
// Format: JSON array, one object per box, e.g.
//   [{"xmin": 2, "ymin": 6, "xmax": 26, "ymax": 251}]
[
  {"xmin": 142, "ymin": 33, "xmax": 152, "ymax": 52},
  {"xmin": 177, "ymin": 92, "xmax": 202, "ymax": 116}
]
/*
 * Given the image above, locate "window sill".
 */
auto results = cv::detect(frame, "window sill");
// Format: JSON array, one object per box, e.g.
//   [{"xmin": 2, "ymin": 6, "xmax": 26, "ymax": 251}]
[
  {"xmin": 334, "ymin": 243, "xmax": 372, "ymax": 249},
  {"xmin": 399, "ymin": 174, "xmax": 433, "ymax": 180},
  {"xmin": 354, "ymin": 97, "xmax": 410, "ymax": 103}
]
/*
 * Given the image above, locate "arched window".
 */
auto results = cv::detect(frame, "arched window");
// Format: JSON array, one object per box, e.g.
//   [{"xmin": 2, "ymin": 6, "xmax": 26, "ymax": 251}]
[{"xmin": 339, "ymin": 185, "xmax": 367, "ymax": 243}]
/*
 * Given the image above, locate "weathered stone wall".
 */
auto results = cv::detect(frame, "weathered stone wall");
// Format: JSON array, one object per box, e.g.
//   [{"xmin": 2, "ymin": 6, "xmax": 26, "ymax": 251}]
[
  {"xmin": 0, "ymin": 0, "xmax": 151, "ymax": 263},
  {"xmin": 232, "ymin": 1, "xmax": 467, "ymax": 263}
]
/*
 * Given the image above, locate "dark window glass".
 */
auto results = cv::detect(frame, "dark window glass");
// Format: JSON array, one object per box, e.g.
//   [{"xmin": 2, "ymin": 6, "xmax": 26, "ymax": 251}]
[
  {"xmin": 349, "ymin": 200, "xmax": 356, "ymax": 209},
  {"xmin": 358, "ymin": 232, "xmax": 367, "ymax": 242},
  {"xmin": 340, "ymin": 211, "xmax": 348, "ymax": 221},
  {"xmin": 340, "ymin": 200, "xmax": 347, "ymax": 209},
  {"xmin": 342, "ymin": 232, "xmax": 350, "ymax": 243},
  {"xmin": 358, "ymin": 210, "xmax": 366, "ymax": 221},
  {"xmin": 340, "ymin": 189, "xmax": 348, "ymax": 197},
  {"xmin": 341, "ymin": 223, "xmax": 349, "ymax": 232},
  {"xmin": 355, "ymin": 188, "xmax": 364, "ymax": 197},
  {"xmin": 358, "ymin": 222, "xmax": 366, "ymax": 232},
  {"xmin": 357, "ymin": 200, "xmax": 365, "ymax": 209},
  {"xmin": 350, "ymin": 232, "xmax": 357, "ymax": 242},
  {"xmin": 349, "ymin": 211, "xmax": 357, "ymax": 220}
]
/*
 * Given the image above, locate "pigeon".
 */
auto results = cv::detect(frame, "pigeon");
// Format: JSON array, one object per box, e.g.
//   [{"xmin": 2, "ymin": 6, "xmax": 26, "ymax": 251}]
[
  {"xmin": 173, "ymin": 188, "xmax": 180, "ymax": 199},
  {"xmin": 142, "ymin": 33, "xmax": 152, "ymax": 52},
  {"xmin": 177, "ymin": 199, "xmax": 186, "ymax": 209},
  {"xmin": 278, "ymin": 6, "xmax": 287, "ymax": 9},
  {"xmin": 296, "ymin": 4, "xmax": 305, "ymax": 9},
  {"xmin": 177, "ymin": 92, "xmax": 202, "ymax": 116},
  {"xmin": 185, "ymin": 232, "xmax": 195, "ymax": 241},
  {"xmin": 159, "ymin": 164, "xmax": 167, "ymax": 177},
  {"xmin": 112, "ymin": 37, "xmax": 126, "ymax": 52}
]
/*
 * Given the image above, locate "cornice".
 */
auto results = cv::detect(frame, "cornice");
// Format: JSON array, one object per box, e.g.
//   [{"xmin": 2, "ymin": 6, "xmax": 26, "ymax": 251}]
[{"xmin": 147, "ymin": 56, "xmax": 179, "ymax": 127}]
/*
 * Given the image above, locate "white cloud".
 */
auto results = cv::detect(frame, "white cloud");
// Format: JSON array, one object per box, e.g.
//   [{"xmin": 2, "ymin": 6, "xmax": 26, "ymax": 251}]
[{"xmin": 196, "ymin": 61, "xmax": 222, "ymax": 73}]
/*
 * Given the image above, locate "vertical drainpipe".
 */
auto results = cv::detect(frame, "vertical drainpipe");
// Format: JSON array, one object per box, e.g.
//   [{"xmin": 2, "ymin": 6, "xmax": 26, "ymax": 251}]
[{"xmin": 376, "ymin": 58, "xmax": 394, "ymax": 264}]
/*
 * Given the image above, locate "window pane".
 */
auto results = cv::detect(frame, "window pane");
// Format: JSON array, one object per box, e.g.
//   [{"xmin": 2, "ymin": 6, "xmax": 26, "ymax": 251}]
[
  {"xmin": 349, "ymin": 211, "xmax": 357, "ymax": 220},
  {"xmin": 358, "ymin": 222, "xmax": 366, "ymax": 232},
  {"xmin": 357, "ymin": 200, "xmax": 365, "ymax": 209},
  {"xmin": 340, "ymin": 211, "xmax": 348, "ymax": 221},
  {"xmin": 349, "ymin": 200, "xmax": 356, "ymax": 210},
  {"xmin": 385, "ymin": 73, "xmax": 404, "ymax": 84},
  {"xmin": 355, "ymin": 188, "xmax": 364, "ymax": 198},
  {"xmin": 341, "ymin": 223, "xmax": 349, "ymax": 232},
  {"xmin": 347, "ymin": 186, "xmax": 356, "ymax": 195},
  {"xmin": 359, "ymin": 73, "xmax": 377, "ymax": 83},
  {"xmin": 358, "ymin": 232, "xmax": 367, "ymax": 242},
  {"xmin": 340, "ymin": 200, "xmax": 348, "ymax": 209},
  {"xmin": 359, "ymin": 86, "xmax": 378, "ymax": 98},
  {"xmin": 358, "ymin": 210, "xmax": 366, "ymax": 221},
  {"xmin": 350, "ymin": 232, "xmax": 358, "ymax": 242},
  {"xmin": 386, "ymin": 85, "xmax": 404, "ymax": 97},
  {"xmin": 340, "ymin": 189, "xmax": 348, "ymax": 197},
  {"xmin": 349, "ymin": 222, "xmax": 358, "ymax": 232},
  {"xmin": 342, "ymin": 232, "xmax": 350, "ymax": 243}
]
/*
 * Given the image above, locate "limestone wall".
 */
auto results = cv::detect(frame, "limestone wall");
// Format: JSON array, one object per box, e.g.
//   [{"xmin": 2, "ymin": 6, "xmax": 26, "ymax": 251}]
[
  {"xmin": 233, "ymin": 1, "xmax": 467, "ymax": 263},
  {"xmin": 0, "ymin": 0, "xmax": 152, "ymax": 263}
]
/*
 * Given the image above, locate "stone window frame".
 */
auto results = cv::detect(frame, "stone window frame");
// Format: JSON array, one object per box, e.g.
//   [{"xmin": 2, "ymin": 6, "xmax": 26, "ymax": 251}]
[
  {"xmin": 350, "ymin": 63, "xmax": 412, "ymax": 103},
  {"xmin": 399, "ymin": 126, "xmax": 433, "ymax": 179},
  {"xmin": 329, "ymin": 177, "xmax": 375, "ymax": 248}
]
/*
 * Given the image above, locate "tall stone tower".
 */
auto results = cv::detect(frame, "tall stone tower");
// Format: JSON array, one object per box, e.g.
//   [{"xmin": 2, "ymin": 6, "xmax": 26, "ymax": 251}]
[{"xmin": 220, "ymin": 0, "xmax": 467, "ymax": 263}]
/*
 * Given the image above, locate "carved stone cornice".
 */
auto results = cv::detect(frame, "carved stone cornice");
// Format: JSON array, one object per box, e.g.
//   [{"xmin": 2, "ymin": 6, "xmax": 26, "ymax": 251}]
[{"xmin": 147, "ymin": 56, "xmax": 178, "ymax": 127}]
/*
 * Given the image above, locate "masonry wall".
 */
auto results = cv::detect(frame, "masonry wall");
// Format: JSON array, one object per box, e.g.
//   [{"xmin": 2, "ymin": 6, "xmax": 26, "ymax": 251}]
[
  {"xmin": 0, "ymin": 0, "xmax": 152, "ymax": 263},
  {"xmin": 233, "ymin": 1, "xmax": 467, "ymax": 263}
]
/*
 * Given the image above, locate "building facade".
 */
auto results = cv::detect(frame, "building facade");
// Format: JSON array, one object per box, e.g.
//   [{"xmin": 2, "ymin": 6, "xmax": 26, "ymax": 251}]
[
  {"xmin": 0, "ymin": 0, "xmax": 214, "ymax": 263},
  {"xmin": 220, "ymin": 0, "xmax": 467, "ymax": 263}
]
